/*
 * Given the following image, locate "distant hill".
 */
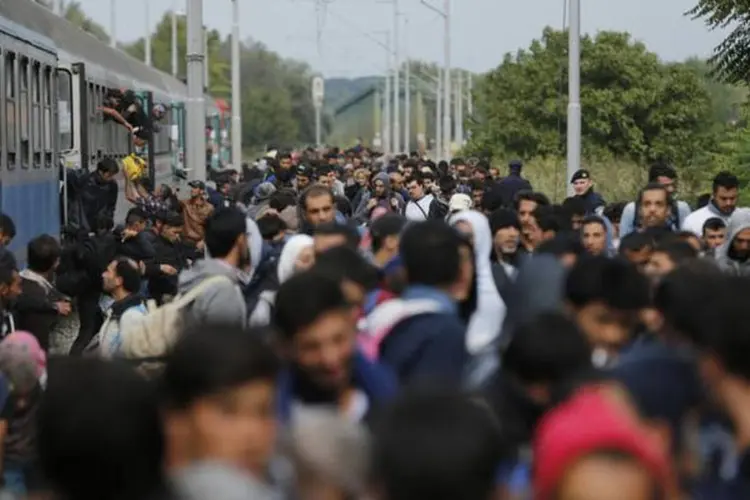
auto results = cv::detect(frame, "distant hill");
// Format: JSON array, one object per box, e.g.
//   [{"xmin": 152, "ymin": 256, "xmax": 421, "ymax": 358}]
[{"xmin": 325, "ymin": 76, "xmax": 381, "ymax": 112}]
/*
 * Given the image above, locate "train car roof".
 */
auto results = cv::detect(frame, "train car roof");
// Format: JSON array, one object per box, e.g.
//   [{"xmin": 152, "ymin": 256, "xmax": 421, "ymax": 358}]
[
  {"xmin": 0, "ymin": 0, "xmax": 188, "ymax": 98},
  {"xmin": 0, "ymin": 14, "xmax": 56, "ymax": 55}
]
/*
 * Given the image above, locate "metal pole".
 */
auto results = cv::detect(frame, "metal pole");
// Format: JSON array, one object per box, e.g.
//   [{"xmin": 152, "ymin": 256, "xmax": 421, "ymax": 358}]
[
  {"xmin": 109, "ymin": 0, "xmax": 116, "ymax": 48},
  {"xmin": 436, "ymin": 67, "xmax": 442, "ymax": 162},
  {"xmin": 383, "ymin": 33, "xmax": 392, "ymax": 156},
  {"xmin": 392, "ymin": 0, "xmax": 400, "ymax": 154},
  {"xmin": 145, "ymin": 0, "xmax": 151, "ymax": 65},
  {"xmin": 404, "ymin": 17, "xmax": 410, "ymax": 154},
  {"xmin": 203, "ymin": 27, "xmax": 210, "ymax": 91},
  {"xmin": 231, "ymin": 0, "xmax": 242, "ymax": 169},
  {"xmin": 467, "ymin": 72, "xmax": 473, "ymax": 116},
  {"xmin": 171, "ymin": 1, "xmax": 178, "ymax": 77},
  {"xmin": 457, "ymin": 71, "xmax": 464, "ymax": 145},
  {"xmin": 567, "ymin": 0, "xmax": 581, "ymax": 196},
  {"xmin": 186, "ymin": 0, "xmax": 206, "ymax": 180},
  {"xmin": 453, "ymin": 72, "xmax": 459, "ymax": 145},
  {"xmin": 442, "ymin": 0, "xmax": 451, "ymax": 161}
]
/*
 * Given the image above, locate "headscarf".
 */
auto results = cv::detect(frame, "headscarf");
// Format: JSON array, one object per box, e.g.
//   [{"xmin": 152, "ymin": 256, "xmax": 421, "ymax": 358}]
[
  {"xmin": 0, "ymin": 331, "xmax": 45, "ymax": 395},
  {"xmin": 449, "ymin": 211, "xmax": 507, "ymax": 354},
  {"xmin": 277, "ymin": 235, "xmax": 314, "ymax": 284}
]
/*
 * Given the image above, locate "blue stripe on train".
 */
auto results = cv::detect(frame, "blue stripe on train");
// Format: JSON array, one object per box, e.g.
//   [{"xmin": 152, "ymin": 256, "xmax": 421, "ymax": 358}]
[{"xmin": 2, "ymin": 179, "xmax": 60, "ymax": 266}]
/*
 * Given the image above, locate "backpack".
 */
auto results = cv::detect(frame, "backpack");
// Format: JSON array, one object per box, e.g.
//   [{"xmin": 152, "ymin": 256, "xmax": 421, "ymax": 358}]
[
  {"xmin": 358, "ymin": 298, "xmax": 444, "ymax": 361},
  {"xmin": 120, "ymin": 275, "xmax": 231, "ymax": 374}
]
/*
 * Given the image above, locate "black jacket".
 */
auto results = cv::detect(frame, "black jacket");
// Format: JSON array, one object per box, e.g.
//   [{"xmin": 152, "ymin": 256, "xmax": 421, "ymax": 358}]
[
  {"xmin": 144, "ymin": 237, "xmax": 200, "ymax": 303},
  {"xmin": 15, "ymin": 277, "xmax": 63, "ymax": 350}
]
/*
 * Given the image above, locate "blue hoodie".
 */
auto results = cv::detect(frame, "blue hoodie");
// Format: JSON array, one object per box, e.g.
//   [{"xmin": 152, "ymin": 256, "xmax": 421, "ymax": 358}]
[
  {"xmin": 378, "ymin": 285, "xmax": 467, "ymax": 385},
  {"xmin": 276, "ymin": 351, "xmax": 397, "ymax": 424}
]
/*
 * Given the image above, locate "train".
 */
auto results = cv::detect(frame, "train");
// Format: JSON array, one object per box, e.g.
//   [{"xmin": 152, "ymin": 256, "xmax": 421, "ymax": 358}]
[{"xmin": 0, "ymin": 0, "xmax": 225, "ymax": 263}]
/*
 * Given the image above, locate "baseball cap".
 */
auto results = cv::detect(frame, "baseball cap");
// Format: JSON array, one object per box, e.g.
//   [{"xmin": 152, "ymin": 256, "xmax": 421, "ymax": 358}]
[
  {"xmin": 297, "ymin": 164, "xmax": 314, "ymax": 177},
  {"xmin": 188, "ymin": 180, "xmax": 206, "ymax": 190},
  {"xmin": 448, "ymin": 193, "xmax": 473, "ymax": 213},
  {"xmin": 533, "ymin": 389, "xmax": 670, "ymax": 499},
  {"xmin": 570, "ymin": 169, "xmax": 590, "ymax": 183}
]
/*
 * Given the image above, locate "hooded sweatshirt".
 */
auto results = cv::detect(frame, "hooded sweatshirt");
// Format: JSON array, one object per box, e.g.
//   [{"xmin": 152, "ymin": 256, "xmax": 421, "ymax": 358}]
[
  {"xmin": 449, "ymin": 211, "xmax": 507, "ymax": 354},
  {"xmin": 249, "ymin": 234, "xmax": 314, "ymax": 327},
  {"xmin": 715, "ymin": 208, "xmax": 750, "ymax": 276},
  {"xmin": 177, "ymin": 218, "xmax": 263, "ymax": 330},
  {"xmin": 682, "ymin": 201, "xmax": 735, "ymax": 238},
  {"xmin": 353, "ymin": 173, "xmax": 405, "ymax": 224}
]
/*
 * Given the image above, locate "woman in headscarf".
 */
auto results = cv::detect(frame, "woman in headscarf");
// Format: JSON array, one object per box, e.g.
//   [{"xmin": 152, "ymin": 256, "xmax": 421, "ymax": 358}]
[
  {"xmin": 0, "ymin": 332, "xmax": 46, "ymax": 496},
  {"xmin": 448, "ymin": 211, "xmax": 507, "ymax": 354},
  {"xmin": 249, "ymin": 235, "xmax": 315, "ymax": 327}
]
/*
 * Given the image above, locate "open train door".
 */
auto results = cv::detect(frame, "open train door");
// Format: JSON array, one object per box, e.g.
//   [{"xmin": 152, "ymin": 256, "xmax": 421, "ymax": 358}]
[
  {"xmin": 57, "ymin": 62, "xmax": 85, "ymax": 231},
  {"xmin": 133, "ymin": 90, "xmax": 155, "ymax": 188}
]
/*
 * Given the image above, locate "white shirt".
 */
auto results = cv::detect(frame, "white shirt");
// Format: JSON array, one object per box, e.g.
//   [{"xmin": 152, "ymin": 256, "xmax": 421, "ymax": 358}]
[
  {"xmin": 682, "ymin": 204, "xmax": 734, "ymax": 237},
  {"xmin": 405, "ymin": 194, "xmax": 435, "ymax": 221}
]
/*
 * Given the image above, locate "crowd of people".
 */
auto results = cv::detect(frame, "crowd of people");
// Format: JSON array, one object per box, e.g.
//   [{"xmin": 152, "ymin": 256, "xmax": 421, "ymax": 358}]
[{"xmin": 0, "ymin": 147, "xmax": 747, "ymax": 499}]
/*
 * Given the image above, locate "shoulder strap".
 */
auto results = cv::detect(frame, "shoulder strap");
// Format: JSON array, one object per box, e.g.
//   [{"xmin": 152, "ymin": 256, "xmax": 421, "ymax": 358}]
[
  {"xmin": 414, "ymin": 199, "xmax": 429, "ymax": 219},
  {"xmin": 171, "ymin": 275, "xmax": 233, "ymax": 309}
]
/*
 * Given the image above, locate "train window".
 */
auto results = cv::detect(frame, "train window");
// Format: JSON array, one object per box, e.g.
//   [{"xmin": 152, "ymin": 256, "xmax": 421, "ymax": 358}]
[
  {"xmin": 19, "ymin": 58, "xmax": 29, "ymax": 167},
  {"xmin": 32, "ymin": 62, "xmax": 41, "ymax": 162},
  {"xmin": 43, "ymin": 67, "xmax": 52, "ymax": 152},
  {"xmin": 5, "ymin": 52, "xmax": 15, "ymax": 157},
  {"xmin": 56, "ymin": 69, "xmax": 72, "ymax": 151}
]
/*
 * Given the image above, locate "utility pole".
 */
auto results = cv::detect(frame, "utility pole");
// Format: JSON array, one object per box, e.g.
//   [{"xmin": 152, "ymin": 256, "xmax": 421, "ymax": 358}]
[
  {"xmin": 404, "ymin": 17, "xmax": 411, "ymax": 154},
  {"xmin": 456, "ymin": 70, "xmax": 463, "ymax": 145},
  {"xmin": 467, "ymin": 72, "xmax": 473, "ymax": 116},
  {"xmin": 171, "ymin": 1, "xmax": 179, "ymax": 77},
  {"xmin": 436, "ymin": 67, "xmax": 442, "ymax": 162},
  {"xmin": 186, "ymin": 0, "xmax": 206, "ymax": 180},
  {"xmin": 421, "ymin": 0, "xmax": 451, "ymax": 161},
  {"xmin": 442, "ymin": 0, "xmax": 451, "ymax": 161},
  {"xmin": 383, "ymin": 31, "xmax": 392, "ymax": 156},
  {"xmin": 392, "ymin": 0, "xmax": 400, "ymax": 154},
  {"xmin": 453, "ymin": 71, "xmax": 460, "ymax": 145},
  {"xmin": 144, "ymin": 0, "xmax": 151, "ymax": 65},
  {"xmin": 231, "ymin": 0, "xmax": 242, "ymax": 169},
  {"xmin": 314, "ymin": 0, "xmax": 326, "ymax": 148},
  {"xmin": 567, "ymin": 0, "xmax": 581, "ymax": 196},
  {"xmin": 109, "ymin": 0, "xmax": 116, "ymax": 48},
  {"xmin": 203, "ymin": 26, "xmax": 210, "ymax": 91}
]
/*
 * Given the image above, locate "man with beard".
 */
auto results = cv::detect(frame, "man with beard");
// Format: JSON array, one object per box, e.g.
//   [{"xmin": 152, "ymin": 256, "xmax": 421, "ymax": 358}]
[
  {"xmin": 177, "ymin": 208, "xmax": 250, "ymax": 329},
  {"xmin": 715, "ymin": 208, "xmax": 750, "ymax": 276},
  {"xmin": 489, "ymin": 209, "xmax": 522, "ymax": 299},
  {"xmin": 683, "ymin": 171, "xmax": 739, "ymax": 237},
  {"xmin": 274, "ymin": 270, "xmax": 396, "ymax": 425}
]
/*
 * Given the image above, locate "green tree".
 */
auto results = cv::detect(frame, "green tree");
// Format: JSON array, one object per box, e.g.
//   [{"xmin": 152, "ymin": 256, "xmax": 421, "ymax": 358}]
[
  {"xmin": 465, "ymin": 28, "xmax": 713, "ymax": 167},
  {"xmin": 122, "ymin": 11, "xmax": 324, "ymax": 150},
  {"xmin": 687, "ymin": 0, "xmax": 750, "ymax": 84},
  {"xmin": 63, "ymin": 1, "xmax": 110, "ymax": 43}
]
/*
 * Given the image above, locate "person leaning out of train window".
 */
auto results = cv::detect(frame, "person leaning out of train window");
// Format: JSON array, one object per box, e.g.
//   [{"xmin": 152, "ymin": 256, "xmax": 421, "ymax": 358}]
[
  {"xmin": 124, "ymin": 174, "xmax": 171, "ymax": 220},
  {"xmin": 66, "ymin": 158, "xmax": 119, "ymax": 233},
  {"xmin": 181, "ymin": 181, "xmax": 214, "ymax": 246},
  {"xmin": 99, "ymin": 89, "xmax": 135, "ymax": 133}
]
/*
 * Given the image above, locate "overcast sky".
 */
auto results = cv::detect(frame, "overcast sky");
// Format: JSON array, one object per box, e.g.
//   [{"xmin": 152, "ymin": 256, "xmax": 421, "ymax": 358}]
[{"xmin": 78, "ymin": 0, "xmax": 726, "ymax": 78}]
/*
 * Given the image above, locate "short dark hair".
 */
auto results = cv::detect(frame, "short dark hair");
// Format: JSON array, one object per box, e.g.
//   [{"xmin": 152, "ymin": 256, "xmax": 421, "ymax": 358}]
[
  {"xmin": 125, "ymin": 207, "xmax": 147, "ymax": 228},
  {"xmin": 581, "ymin": 215, "xmax": 607, "ymax": 232},
  {"xmin": 603, "ymin": 202, "xmax": 626, "ymax": 224},
  {"xmin": 39, "ymin": 358, "xmax": 166, "ymax": 499},
  {"xmin": 618, "ymin": 232, "xmax": 652, "ymax": 254},
  {"xmin": 400, "ymin": 220, "xmax": 463, "ymax": 288},
  {"xmin": 0, "ymin": 213, "xmax": 16, "ymax": 240},
  {"xmin": 370, "ymin": 214, "xmax": 407, "ymax": 253},
  {"xmin": 314, "ymin": 222, "xmax": 361, "ymax": 250},
  {"xmin": 313, "ymin": 247, "xmax": 380, "ymax": 291},
  {"xmin": 97, "ymin": 157, "xmax": 120, "ymax": 175},
  {"xmin": 300, "ymin": 184, "xmax": 334, "ymax": 211},
  {"xmin": 712, "ymin": 171, "xmax": 739, "ymax": 192},
  {"xmin": 274, "ymin": 270, "xmax": 350, "ymax": 341},
  {"xmin": 204, "ymin": 208, "xmax": 246, "ymax": 258},
  {"xmin": 702, "ymin": 217, "xmax": 726, "ymax": 234},
  {"xmin": 648, "ymin": 162, "xmax": 677, "ymax": 182},
  {"xmin": 562, "ymin": 196, "xmax": 587, "ymax": 218},
  {"xmin": 371, "ymin": 388, "xmax": 508, "ymax": 500},
  {"xmin": 114, "ymin": 257, "xmax": 142, "ymax": 294},
  {"xmin": 257, "ymin": 214, "xmax": 287, "ymax": 240},
  {"xmin": 652, "ymin": 241, "xmax": 698, "ymax": 266},
  {"xmin": 534, "ymin": 206, "xmax": 561, "ymax": 233},
  {"xmin": 503, "ymin": 312, "xmax": 591, "ymax": 384},
  {"xmin": 566, "ymin": 256, "xmax": 650, "ymax": 311},
  {"xmin": 536, "ymin": 233, "xmax": 584, "ymax": 258},
  {"xmin": 638, "ymin": 182, "xmax": 669, "ymax": 205},
  {"xmin": 514, "ymin": 191, "xmax": 550, "ymax": 210},
  {"xmin": 162, "ymin": 325, "xmax": 280, "ymax": 410},
  {"xmin": 27, "ymin": 234, "xmax": 61, "ymax": 274}
]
